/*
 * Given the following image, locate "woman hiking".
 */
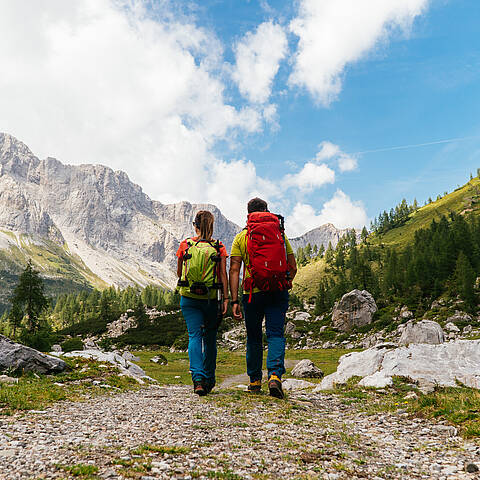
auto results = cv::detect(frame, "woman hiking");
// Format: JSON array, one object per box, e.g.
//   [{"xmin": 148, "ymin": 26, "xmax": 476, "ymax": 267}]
[{"xmin": 176, "ymin": 210, "xmax": 229, "ymax": 396}]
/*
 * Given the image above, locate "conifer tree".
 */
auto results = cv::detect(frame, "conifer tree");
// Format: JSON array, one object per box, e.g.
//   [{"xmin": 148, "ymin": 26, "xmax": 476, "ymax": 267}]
[
  {"xmin": 10, "ymin": 261, "xmax": 48, "ymax": 333},
  {"xmin": 454, "ymin": 251, "xmax": 476, "ymax": 311}
]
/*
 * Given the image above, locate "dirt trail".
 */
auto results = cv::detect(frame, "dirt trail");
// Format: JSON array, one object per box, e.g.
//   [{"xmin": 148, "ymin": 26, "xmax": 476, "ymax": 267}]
[
  {"xmin": 1, "ymin": 385, "xmax": 479, "ymax": 479},
  {"xmin": 219, "ymin": 358, "xmax": 299, "ymax": 388}
]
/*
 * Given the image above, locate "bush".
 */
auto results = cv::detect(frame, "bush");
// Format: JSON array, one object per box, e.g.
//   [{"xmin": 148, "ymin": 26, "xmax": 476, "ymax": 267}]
[
  {"xmin": 61, "ymin": 337, "xmax": 84, "ymax": 353},
  {"xmin": 20, "ymin": 327, "xmax": 56, "ymax": 352}
]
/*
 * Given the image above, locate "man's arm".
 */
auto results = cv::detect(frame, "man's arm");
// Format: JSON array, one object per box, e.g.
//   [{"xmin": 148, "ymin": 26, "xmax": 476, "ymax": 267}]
[
  {"xmin": 229, "ymin": 256, "xmax": 243, "ymax": 319},
  {"xmin": 177, "ymin": 257, "xmax": 183, "ymax": 278},
  {"xmin": 287, "ymin": 253, "xmax": 297, "ymax": 280}
]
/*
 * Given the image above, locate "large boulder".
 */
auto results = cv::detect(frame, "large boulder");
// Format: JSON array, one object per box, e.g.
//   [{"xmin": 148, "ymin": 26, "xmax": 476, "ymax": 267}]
[
  {"xmin": 0, "ymin": 335, "xmax": 66, "ymax": 374},
  {"xmin": 291, "ymin": 359, "xmax": 324, "ymax": 378},
  {"xmin": 399, "ymin": 320, "xmax": 444, "ymax": 345},
  {"xmin": 316, "ymin": 340, "xmax": 480, "ymax": 391},
  {"xmin": 332, "ymin": 290, "xmax": 377, "ymax": 332}
]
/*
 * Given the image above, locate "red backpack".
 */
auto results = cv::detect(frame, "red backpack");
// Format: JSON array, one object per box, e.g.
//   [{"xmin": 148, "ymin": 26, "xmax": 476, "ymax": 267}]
[{"xmin": 243, "ymin": 211, "xmax": 292, "ymax": 300}]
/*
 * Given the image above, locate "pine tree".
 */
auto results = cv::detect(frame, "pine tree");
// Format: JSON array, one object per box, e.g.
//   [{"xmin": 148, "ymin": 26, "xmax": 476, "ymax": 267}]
[
  {"xmin": 454, "ymin": 251, "xmax": 476, "ymax": 311},
  {"xmin": 10, "ymin": 261, "xmax": 48, "ymax": 333},
  {"xmin": 325, "ymin": 242, "xmax": 334, "ymax": 265},
  {"xmin": 361, "ymin": 226, "xmax": 369, "ymax": 244}
]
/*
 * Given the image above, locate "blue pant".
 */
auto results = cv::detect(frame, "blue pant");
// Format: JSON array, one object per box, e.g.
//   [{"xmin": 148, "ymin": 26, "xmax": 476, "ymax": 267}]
[
  {"xmin": 242, "ymin": 290, "xmax": 289, "ymax": 382},
  {"xmin": 180, "ymin": 296, "xmax": 219, "ymax": 384}
]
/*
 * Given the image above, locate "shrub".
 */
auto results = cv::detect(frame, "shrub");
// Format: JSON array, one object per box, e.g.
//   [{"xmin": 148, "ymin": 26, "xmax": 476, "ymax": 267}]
[{"xmin": 61, "ymin": 337, "xmax": 84, "ymax": 353}]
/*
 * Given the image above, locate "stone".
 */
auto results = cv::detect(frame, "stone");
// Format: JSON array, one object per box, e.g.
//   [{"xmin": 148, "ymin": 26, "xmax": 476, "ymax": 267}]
[
  {"xmin": 0, "ymin": 375, "xmax": 18, "ymax": 384},
  {"xmin": 466, "ymin": 463, "xmax": 479, "ymax": 473},
  {"xmin": 464, "ymin": 325, "xmax": 473, "ymax": 334},
  {"xmin": 51, "ymin": 344, "xmax": 62, "ymax": 353},
  {"xmin": 315, "ymin": 343, "xmax": 396, "ymax": 390},
  {"xmin": 122, "ymin": 351, "xmax": 140, "ymax": 362},
  {"xmin": 106, "ymin": 314, "xmax": 138, "ymax": 338},
  {"xmin": 291, "ymin": 359, "xmax": 324, "ymax": 378},
  {"xmin": 399, "ymin": 306, "xmax": 414, "ymax": 320},
  {"xmin": 358, "ymin": 371, "xmax": 393, "ymax": 388},
  {"xmin": 83, "ymin": 338, "xmax": 100, "ymax": 350},
  {"xmin": 399, "ymin": 320, "xmax": 445, "ymax": 345},
  {"xmin": 285, "ymin": 321, "xmax": 296, "ymax": 335},
  {"xmin": 63, "ymin": 349, "xmax": 151, "ymax": 381},
  {"xmin": 150, "ymin": 355, "xmax": 168, "ymax": 365},
  {"xmin": 447, "ymin": 312, "xmax": 473, "ymax": 324},
  {"xmin": 294, "ymin": 312, "xmax": 310, "ymax": 322},
  {"xmin": 332, "ymin": 290, "xmax": 377, "ymax": 332},
  {"xmin": 318, "ymin": 340, "xmax": 480, "ymax": 391},
  {"xmin": 445, "ymin": 322, "xmax": 460, "ymax": 333},
  {"xmin": 282, "ymin": 378, "xmax": 316, "ymax": 391},
  {"xmin": 0, "ymin": 335, "xmax": 66, "ymax": 374}
]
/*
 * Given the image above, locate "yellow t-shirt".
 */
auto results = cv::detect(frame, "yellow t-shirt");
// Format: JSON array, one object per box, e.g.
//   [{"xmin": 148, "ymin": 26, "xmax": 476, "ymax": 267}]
[{"xmin": 230, "ymin": 229, "xmax": 294, "ymax": 293}]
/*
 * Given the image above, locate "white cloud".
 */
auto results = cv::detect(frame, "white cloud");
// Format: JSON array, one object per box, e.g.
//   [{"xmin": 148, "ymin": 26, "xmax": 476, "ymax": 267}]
[
  {"xmin": 232, "ymin": 21, "xmax": 288, "ymax": 103},
  {"xmin": 0, "ymin": 0, "xmax": 263, "ymax": 206},
  {"xmin": 286, "ymin": 190, "xmax": 368, "ymax": 236},
  {"xmin": 283, "ymin": 163, "xmax": 335, "ymax": 191},
  {"xmin": 315, "ymin": 141, "xmax": 358, "ymax": 172},
  {"xmin": 289, "ymin": 0, "xmax": 429, "ymax": 104}
]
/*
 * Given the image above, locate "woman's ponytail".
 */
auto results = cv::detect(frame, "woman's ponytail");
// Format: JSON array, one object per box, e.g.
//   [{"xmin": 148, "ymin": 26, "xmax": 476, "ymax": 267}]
[{"xmin": 194, "ymin": 211, "xmax": 214, "ymax": 241}]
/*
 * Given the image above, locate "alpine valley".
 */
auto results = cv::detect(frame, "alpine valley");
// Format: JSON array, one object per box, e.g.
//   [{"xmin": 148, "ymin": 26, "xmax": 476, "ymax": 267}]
[{"xmin": 0, "ymin": 133, "xmax": 347, "ymax": 310}]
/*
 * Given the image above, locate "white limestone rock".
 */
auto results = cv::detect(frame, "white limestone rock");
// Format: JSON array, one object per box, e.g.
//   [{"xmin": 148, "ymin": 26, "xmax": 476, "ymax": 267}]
[
  {"xmin": 285, "ymin": 321, "xmax": 296, "ymax": 335},
  {"xmin": 332, "ymin": 290, "xmax": 378, "ymax": 332},
  {"xmin": 445, "ymin": 322, "xmax": 460, "ymax": 333},
  {"xmin": 282, "ymin": 378, "xmax": 316, "ymax": 391},
  {"xmin": 399, "ymin": 320, "xmax": 445, "ymax": 345},
  {"xmin": 358, "ymin": 371, "xmax": 393, "ymax": 388},
  {"xmin": 64, "ymin": 349, "xmax": 151, "ymax": 382},
  {"xmin": 291, "ymin": 359, "xmax": 324, "ymax": 378},
  {"xmin": 294, "ymin": 312, "xmax": 311, "ymax": 322}
]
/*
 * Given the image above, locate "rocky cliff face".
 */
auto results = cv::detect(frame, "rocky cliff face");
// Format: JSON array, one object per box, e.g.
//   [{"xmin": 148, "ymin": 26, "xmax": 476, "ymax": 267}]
[
  {"xmin": 0, "ymin": 133, "xmax": 240, "ymax": 290},
  {"xmin": 289, "ymin": 223, "xmax": 354, "ymax": 252}
]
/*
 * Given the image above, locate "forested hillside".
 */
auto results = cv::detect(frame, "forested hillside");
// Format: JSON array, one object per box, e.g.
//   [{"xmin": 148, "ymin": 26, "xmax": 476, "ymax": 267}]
[{"xmin": 293, "ymin": 174, "xmax": 480, "ymax": 318}]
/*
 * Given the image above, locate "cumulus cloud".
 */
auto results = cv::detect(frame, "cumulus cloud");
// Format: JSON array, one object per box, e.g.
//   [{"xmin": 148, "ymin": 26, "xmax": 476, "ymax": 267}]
[
  {"xmin": 232, "ymin": 21, "xmax": 288, "ymax": 103},
  {"xmin": 286, "ymin": 190, "xmax": 368, "ymax": 237},
  {"xmin": 0, "ymin": 0, "xmax": 263, "ymax": 208},
  {"xmin": 283, "ymin": 163, "xmax": 335, "ymax": 191},
  {"xmin": 289, "ymin": 0, "xmax": 429, "ymax": 104},
  {"xmin": 315, "ymin": 141, "xmax": 358, "ymax": 172}
]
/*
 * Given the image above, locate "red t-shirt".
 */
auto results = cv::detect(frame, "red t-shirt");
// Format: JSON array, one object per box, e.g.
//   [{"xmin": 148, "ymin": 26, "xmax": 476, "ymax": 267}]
[{"xmin": 176, "ymin": 237, "xmax": 228, "ymax": 259}]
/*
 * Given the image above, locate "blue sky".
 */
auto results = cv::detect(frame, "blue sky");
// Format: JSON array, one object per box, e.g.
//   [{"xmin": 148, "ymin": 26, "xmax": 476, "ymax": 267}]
[{"xmin": 0, "ymin": 0, "xmax": 479, "ymax": 235}]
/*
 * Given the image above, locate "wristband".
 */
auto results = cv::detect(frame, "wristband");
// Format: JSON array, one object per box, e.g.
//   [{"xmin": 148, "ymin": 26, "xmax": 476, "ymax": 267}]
[{"xmin": 230, "ymin": 299, "xmax": 239, "ymax": 306}]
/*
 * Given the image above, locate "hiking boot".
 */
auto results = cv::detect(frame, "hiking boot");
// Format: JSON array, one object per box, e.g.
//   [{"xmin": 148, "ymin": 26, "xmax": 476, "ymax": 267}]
[
  {"xmin": 193, "ymin": 380, "xmax": 207, "ymax": 396},
  {"xmin": 268, "ymin": 374, "xmax": 284, "ymax": 399},
  {"xmin": 204, "ymin": 381, "xmax": 215, "ymax": 394},
  {"xmin": 248, "ymin": 379, "xmax": 262, "ymax": 393}
]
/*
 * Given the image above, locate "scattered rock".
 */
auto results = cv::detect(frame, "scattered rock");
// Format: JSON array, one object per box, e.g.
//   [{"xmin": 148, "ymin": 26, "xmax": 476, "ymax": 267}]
[
  {"xmin": 0, "ymin": 375, "xmax": 18, "ymax": 384},
  {"xmin": 122, "ymin": 351, "xmax": 140, "ymax": 362},
  {"xmin": 282, "ymin": 378, "xmax": 316, "ymax": 391},
  {"xmin": 150, "ymin": 354, "xmax": 168, "ymax": 365},
  {"xmin": 399, "ymin": 306, "xmax": 414, "ymax": 320},
  {"xmin": 447, "ymin": 312, "xmax": 473, "ymax": 324},
  {"xmin": 285, "ymin": 321, "xmax": 296, "ymax": 335},
  {"xmin": 83, "ymin": 338, "xmax": 100, "ymax": 350},
  {"xmin": 358, "ymin": 371, "xmax": 393, "ymax": 388},
  {"xmin": 399, "ymin": 320, "xmax": 445, "ymax": 345},
  {"xmin": 291, "ymin": 359, "xmax": 324, "ymax": 378},
  {"xmin": 294, "ymin": 312, "xmax": 311, "ymax": 322},
  {"xmin": 63, "ymin": 349, "xmax": 151, "ymax": 381},
  {"xmin": 466, "ymin": 463, "xmax": 479, "ymax": 473},
  {"xmin": 464, "ymin": 325, "xmax": 473, "ymax": 334},
  {"xmin": 332, "ymin": 290, "xmax": 377, "ymax": 332},
  {"xmin": 106, "ymin": 314, "xmax": 138, "ymax": 338},
  {"xmin": 0, "ymin": 335, "xmax": 66, "ymax": 374},
  {"xmin": 445, "ymin": 322, "xmax": 460, "ymax": 333},
  {"xmin": 51, "ymin": 344, "xmax": 62, "ymax": 353}
]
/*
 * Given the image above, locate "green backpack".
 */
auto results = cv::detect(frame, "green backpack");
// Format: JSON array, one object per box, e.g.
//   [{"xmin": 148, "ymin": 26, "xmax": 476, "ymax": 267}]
[{"xmin": 177, "ymin": 239, "xmax": 222, "ymax": 299}]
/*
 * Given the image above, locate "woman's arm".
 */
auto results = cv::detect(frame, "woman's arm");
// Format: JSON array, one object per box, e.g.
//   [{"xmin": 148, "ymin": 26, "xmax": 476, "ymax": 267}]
[{"xmin": 219, "ymin": 257, "xmax": 229, "ymax": 314}]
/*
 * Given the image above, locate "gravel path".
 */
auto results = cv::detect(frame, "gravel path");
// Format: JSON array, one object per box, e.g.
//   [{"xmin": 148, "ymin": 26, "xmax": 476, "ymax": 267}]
[{"xmin": 1, "ymin": 385, "xmax": 480, "ymax": 479}]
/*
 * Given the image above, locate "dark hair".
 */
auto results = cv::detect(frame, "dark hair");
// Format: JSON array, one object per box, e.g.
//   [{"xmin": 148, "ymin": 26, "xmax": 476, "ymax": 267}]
[
  {"xmin": 247, "ymin": 197, "xmax": 268, "ymax": 214},
  {"xmin": 194, "ymin": 210, "xmax": 214, "ymax": 240}
]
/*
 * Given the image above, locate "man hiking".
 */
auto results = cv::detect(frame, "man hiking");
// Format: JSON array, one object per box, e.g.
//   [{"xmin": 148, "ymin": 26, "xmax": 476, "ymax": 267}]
[{"xmin": 229, "ymin": 197, "xmax": 297, "ymax": 398}]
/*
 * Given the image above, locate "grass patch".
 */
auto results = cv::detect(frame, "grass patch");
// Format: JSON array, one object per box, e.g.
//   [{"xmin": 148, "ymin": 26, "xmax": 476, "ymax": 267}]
[
  {"xmin": 131, "ymin": 444, "xmax": 191, "ymax": 455},
  {"xmin": 0, "ymin": 357, "xmax": 140, "ymax": 414},
  {"xmin": 57, "ymin": 463, "xmax": 99, "ymax": 478}
]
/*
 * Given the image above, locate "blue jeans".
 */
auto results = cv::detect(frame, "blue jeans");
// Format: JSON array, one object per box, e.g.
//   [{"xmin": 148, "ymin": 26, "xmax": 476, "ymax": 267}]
[
  {"xmin": 242, "ymin": 290, "xmax": 289, "ymax": 382},
  {"xmin": 180, "ymin": 296, "xmax": 219, "ymax": 384}
]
